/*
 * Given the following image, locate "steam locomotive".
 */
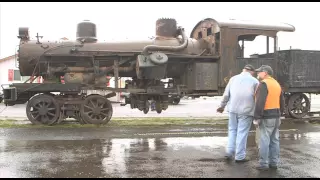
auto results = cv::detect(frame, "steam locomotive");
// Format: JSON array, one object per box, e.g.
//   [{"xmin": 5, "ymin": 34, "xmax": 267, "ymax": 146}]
[{"xmin": 4, "ymin": 17, "xmax": 312, "ymax": 126}]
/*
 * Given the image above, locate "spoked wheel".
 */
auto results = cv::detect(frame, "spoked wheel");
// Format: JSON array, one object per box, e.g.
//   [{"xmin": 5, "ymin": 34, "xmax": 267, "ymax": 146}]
[
  {"xmin": 26, "ymin": 94, "xmax": 60, "ymax": 125},
  {"xmin": 288, "ymin": 93, "xmax": 311, "ymax": 119},
  {"xmin": 172, "ymin": 98, "xmax": 180, "ymax": 105},
  {"xmin": 80, "ymin": 95, "xmax": 113, "ymax": 125}
]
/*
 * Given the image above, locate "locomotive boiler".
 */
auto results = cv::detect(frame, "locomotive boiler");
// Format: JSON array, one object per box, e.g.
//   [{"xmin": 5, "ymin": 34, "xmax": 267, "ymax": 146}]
[
  {"xmin": 3, "ymin": 17, "xmax": 298, "ymax": 125},
  {"xmin": 18, "ymin": 19, "xmax": 203, "ymax": 81}
]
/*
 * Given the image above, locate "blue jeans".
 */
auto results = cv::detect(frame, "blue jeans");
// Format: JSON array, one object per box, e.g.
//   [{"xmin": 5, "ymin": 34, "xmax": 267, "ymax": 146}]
[
  {"xmin": 258, "ymin": 117, "xmax": 281, "ymax": 167},
  {"xmin": 151, "ymin": 101, "xmax": 156, "ymax": 111},
  {"xmin": 226, "ymin": 112, "xmax": 253, "ymax": 160}
]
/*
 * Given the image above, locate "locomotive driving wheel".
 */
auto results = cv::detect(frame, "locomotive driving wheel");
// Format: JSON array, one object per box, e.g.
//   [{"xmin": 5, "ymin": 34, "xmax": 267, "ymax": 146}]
[
  {"xmin": 80, "ymin": 95, "xmax": 113, "ymax": 125},
  {"xmin": 172, "ymin": 97, "xmax": 180, "ymax": 105},
  {"xmin": 26, "ymin": 94, "xmax": 61, "ymax": 125},
  {"xmin": 287, "ymin": 93, "xmax": 311, "ymax": 119}
]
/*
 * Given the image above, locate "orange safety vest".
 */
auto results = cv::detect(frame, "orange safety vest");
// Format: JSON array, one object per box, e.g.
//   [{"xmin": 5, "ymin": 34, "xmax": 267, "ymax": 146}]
[{"xmin": 261, "ymin": 77, "xmax": 282, "ymax": 110}]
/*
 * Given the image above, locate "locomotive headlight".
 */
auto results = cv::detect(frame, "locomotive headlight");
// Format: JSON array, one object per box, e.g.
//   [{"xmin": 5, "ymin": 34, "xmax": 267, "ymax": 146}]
[{"xmin": 18, "ymin": 27, "xmax": 30, "ymax": 41}]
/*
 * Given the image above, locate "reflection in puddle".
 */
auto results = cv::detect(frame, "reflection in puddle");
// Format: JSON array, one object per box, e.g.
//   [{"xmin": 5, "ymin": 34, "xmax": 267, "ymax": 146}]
[
  {"xmin": 0, "ymin": 169, "xmax": 17, "ymax": 178},
  {"xmin": 1, "ymin": 131, "xmax": 319, "ymax": 178},
  {"xmin": 100, "ymin": 136, "xmax": 227, "ymax": 177},
  {"xmin": 163, "ymin": 137, "xmax": 227, "ymax": 151},
  {"xmin": 282, "ymin": 133, "xmax": 303, "ymax": 141},
  {"xmin": 0, "ymin": 140, "xmax": 30, "ymax": 178},
  {"xmin": 304, "ymin": 132, "xmax": 320, "ymax": 144},
  {"xmin": 102, "ymin": 139, "xmax": 138, "ymax": 177},
  {"xmin": 148, "ymin": 139, "xmax": 155, "ymax": 151}
]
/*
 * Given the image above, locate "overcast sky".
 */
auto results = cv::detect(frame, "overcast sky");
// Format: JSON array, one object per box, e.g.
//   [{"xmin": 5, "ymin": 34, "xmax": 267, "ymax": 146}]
[{"xmin": 0, "ymin": 2, "xmax": 319, "ymax": 59}]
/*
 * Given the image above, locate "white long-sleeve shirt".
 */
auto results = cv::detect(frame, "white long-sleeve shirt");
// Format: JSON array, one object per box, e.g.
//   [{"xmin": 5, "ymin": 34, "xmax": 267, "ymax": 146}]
[{"xmin": 220, "ymin": 71, "xmax": 259, "ymax": 116}]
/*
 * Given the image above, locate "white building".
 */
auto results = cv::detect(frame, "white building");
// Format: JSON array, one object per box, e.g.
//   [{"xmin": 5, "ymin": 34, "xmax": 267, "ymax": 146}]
[{"xmin": 0, "ymin": 54, "xmax": 43, "ymax": 93}]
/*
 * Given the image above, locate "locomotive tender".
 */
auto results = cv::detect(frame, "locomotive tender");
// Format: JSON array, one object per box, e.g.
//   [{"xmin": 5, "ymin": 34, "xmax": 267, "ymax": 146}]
[{"xmin": 3, "ymin": 17, "xmax": 313, "ymax": 125}]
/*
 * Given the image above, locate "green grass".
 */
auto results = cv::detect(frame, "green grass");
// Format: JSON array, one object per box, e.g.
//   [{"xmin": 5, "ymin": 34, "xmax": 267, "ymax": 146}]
[
  {"xmin": 0, "ymin": 117, "xmax": 228, "ymax": 128},
  {"xmin": 109, "ymin": 118, "xmax": 228, "ymax": 126}
]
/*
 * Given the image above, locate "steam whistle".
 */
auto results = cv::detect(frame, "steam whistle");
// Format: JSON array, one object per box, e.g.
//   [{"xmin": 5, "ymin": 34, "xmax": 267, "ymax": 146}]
[{"xmin": 35, "ymin": 33, "xmax": 43, "ymax": 44}]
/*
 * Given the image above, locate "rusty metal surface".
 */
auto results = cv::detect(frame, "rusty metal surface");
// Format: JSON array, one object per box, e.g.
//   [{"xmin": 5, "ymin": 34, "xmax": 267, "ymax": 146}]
[
  {"xmin": 17, "ymin": 37, "xmax": 202, "ymax": 76},
  {"xmin": 237, "ymin": 50, "xmax": 320, "ymax": 92},
  {"xmin": 142, "ymin": 27, "xmax": 188, "ymax": 56},
  {"xmin": 218, "ymin": 29, "xmax": 278, "ymax": 88},
  {"xmin": 50, "ymin": 66, "xmax": 134, "ymax": 73},
  {"xmin": 280, "ymin": 50, "xmax": 320, "ymax": 88},
  {"xmin": 194, "ymin": 63, "xmax": 219, "ymax": 90},
  {"xmin": 190, "ymin": 18, "xmax": 295, "ymax": 38},
  {"xmin": 64, "ymin": 73, "xmax": 95, "ymax": 84},
  {"xmin": 156, "ymin": 18, "xmax": 177, "ymax": 38},
  {"xmin": 236, "ymin": 57, "xmax": 275, "ymax": 74},
  {"xmin": 63, "ymin": 73, "xmax": 109, "ymax": 85},
  {"xmin": 188, "ymin": 17, "xmax": 285, "ymax": 90},
  {"xmin": 9, "ymin": 83, "xmax": 83, "ymax": 93},
  {"xmin": 182, "ymin": 62, "xmax": 218, "ymax": 91}
]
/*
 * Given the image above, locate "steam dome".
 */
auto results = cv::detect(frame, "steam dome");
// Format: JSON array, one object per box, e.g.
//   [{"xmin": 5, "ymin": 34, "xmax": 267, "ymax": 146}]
[{"xmin": 76, "ymin": 20, "xmax": 97, "ymax": 43}]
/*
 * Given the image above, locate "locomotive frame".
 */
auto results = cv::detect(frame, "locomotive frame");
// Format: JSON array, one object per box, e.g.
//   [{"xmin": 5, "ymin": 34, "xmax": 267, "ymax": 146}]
[{"xmin": 3, "ymin": 17, "xmax": 312, "ymax": 125}]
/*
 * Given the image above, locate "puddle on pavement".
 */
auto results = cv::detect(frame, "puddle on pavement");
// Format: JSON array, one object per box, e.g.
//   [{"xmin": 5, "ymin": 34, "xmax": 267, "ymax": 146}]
[
  {"xmin": 102, "ymin": 136, "xmax": 229, "ymax": 177},
  {"xmin": 303, "ymin": 132, "xmax": 320, "ymax": 144},
  {"xmin": 0, "ymin": 122, "xmax": 320, "ymax": 178},
  {"xmin": 0, "ymin": 136, "xmax": 229, "ymax": 178}
]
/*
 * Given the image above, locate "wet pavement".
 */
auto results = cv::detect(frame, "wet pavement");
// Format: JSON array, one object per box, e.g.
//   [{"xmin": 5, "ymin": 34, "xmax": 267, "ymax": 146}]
[{"xmin": 0, "ymin": 121, "xmax": 320, "ymax": 178}]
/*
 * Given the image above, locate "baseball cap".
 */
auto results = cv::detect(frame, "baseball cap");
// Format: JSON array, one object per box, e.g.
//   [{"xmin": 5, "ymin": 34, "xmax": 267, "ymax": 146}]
[
  {"xmin": 243, "ymin": 64, "xmax": 255, "ymax": 71},
  {"xmin": 255, "ymin": 65, "xmax": 273, "ymax": 76}
]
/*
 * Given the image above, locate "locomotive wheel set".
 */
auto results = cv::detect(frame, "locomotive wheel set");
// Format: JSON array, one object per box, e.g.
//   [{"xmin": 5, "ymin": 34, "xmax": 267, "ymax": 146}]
[
  {"xmin": 2, "ymin": 17, "xmax": 316, "ymax": 125},
  {"xmin": 25, "ymin": 93, "xmax": 113, "ymax": 125}
]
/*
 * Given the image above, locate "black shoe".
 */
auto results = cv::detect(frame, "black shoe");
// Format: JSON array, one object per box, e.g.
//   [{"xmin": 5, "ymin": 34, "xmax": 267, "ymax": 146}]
[
  {"xmin": 224, "ymin": 155, "xmax": 233, "ymax": 160},
  {"xmin": 235, "ymin": 158, "xmax": 250, "ymax": 163},
  {"xmin": 256, "ymin": 166, "xmax": 269, "ymax": 171}
]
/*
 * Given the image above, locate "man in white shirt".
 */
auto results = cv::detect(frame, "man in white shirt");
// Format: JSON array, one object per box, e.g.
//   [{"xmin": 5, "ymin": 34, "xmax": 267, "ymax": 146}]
[{"xmin": 217, "ymin": 64, "xmax": 259, "ymax": 162}]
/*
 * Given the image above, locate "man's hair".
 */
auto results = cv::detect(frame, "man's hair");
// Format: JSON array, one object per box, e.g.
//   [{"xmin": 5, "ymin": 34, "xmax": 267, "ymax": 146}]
[{"xmin": 243, "ymin": 64, "xmax": 255, "ymax": 72}]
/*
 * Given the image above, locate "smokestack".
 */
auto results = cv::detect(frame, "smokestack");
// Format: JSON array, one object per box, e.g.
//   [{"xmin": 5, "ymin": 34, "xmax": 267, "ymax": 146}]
[{"xmin": 156, "ymin": 18, "xmax": 178, "ymax": 38}]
